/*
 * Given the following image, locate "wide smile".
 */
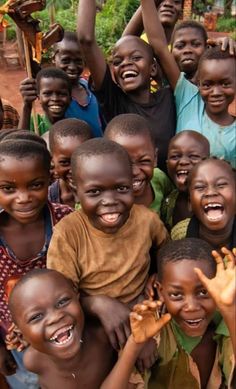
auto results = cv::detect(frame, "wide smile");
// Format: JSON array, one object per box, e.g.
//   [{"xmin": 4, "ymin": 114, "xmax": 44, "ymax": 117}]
[
  {"xmin": 121, "ymin": 70, "xmax": 138, "ymax": 81},
  {"xmin": 203, "ymin": 202, "xmax": 224, "ymax": 222},
  {"xmin": 176, "ymin": 170, "xmax": 189, "ymax": 185},
  {"xmin": 49, "ymin": 324, "xmax": 74, "ymax": 347},
  {"xmin": 160, "ymin": 10, "xmax": 175, "ymax": 17},
  {"xmin": 181, "ymin": 58, "xmax": 194, "ymax": 64},
  {"xmin": 132, "ymin": 178, "xmax": 146, "ymax": 193},
  {"xmin": 14, "ymin": 208, "xmax": 39, "ymax": 218},
  {"xmin": 99, "ymin": 213, "xmax": 121, "ymax": 225},
  {"xmin": 182, "ymin": 317, "xmax": 205, "ymax": 333},
  {"xmin": 66, "ymin": 72, "xmax": 79, "ymax": 79},
  {"xmin": 208, "ymin": 99, "xmax": 225, "ymax": 107},
  {"xmin": 48, "ymin": 105, "xmax": 64, "ymax": 114}
]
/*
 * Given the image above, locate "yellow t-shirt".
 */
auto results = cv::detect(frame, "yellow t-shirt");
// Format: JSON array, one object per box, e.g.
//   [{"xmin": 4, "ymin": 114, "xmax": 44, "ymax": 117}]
[{"xmin": 47, "ymin": 204, "xmax": 168, "ymax": 303}]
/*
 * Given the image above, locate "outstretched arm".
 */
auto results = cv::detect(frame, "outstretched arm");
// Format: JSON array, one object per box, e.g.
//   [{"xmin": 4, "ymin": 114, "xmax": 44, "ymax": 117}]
[
  {"xmin": 77, "ymin": 0, "xmax": 107, "ymax": 90},
  {"xmin": 194, "ymin": 248, "xmax": 236, "ymax": 358},
  {"xmin": 141, "ymin": 0, "xmax": 180, "ymax": 89},
  {"xmin": 122, "ymin": 6, "xmax": 144, "ymax": 37},
  {"xmin": 100, "ymin": 300, "xmax": 171, "ymax": 389}
]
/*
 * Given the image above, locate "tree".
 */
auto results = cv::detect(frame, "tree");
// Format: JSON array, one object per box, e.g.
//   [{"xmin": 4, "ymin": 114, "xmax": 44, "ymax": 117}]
[{"xmin": 224, "ymin": 0, "xmax": 233, "ymax": 17}]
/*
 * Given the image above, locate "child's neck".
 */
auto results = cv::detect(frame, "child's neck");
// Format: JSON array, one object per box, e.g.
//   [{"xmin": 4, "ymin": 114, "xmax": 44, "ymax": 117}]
[
  {"xmin": 134, "ymin": 183, "xmax": 154, "ymax": 207},
  {"xmin": 206, "ymin": 107, "xmax": 234, "ymax": 127},
  {"xmin": 127, "ymin": 87, "xmax": 154, "ymax": 105},
  {"xmin": 199, "ymin": 220, "xmax": 234, "ymax": 249}
]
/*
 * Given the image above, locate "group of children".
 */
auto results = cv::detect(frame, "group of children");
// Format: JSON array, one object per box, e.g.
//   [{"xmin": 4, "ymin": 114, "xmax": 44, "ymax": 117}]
[{"xmin": 0, "ymin": 0, "xmax": 235, "ymax": 388}]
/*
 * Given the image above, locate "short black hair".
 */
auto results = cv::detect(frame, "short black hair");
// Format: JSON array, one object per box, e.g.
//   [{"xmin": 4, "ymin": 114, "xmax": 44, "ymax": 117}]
[
  {"xmin": 171, "ymin": 20, "xmax": 208, "ymax": 46},
  {"xmin": 71, "ymin": 138, "xmax": 132, "ymax": 182},
  {"xmin": 188, "ymin": 157, "xmax": 236, "ymax": 187},
  {"xmin": 36, "ymin": 67, "xmax": 72, "ymax": 94},
  {"xmin": 104, "ymin": 113, "xmax": 156, "ymax": 147},
  {"xmin": 113, "ymin": 35, "xmax": 154, "ymax": 62},
  {"xmin": 9, "ymin": 269, "xmax": 74, "ymax": 324},
  {"xmin": 168, "ymin": 130, "xmax": 210, "ymax": 155},
  {"xmin": 157, "ymin": 238, "xmax": 215, "ymax": 281},
  {"xmin": 198, "ymin": 45, "xmax": 236, "ymax": 71},
  {"xmin": 53, "ymin": 31, "xmax": 81, "ymax": 53},
  {"xmin": 4, "ymin": 130, "xmax": 47, "ymax": 148},
  {"xmin": 0, "ymin": 139, "xmax": 51, "ymax": 172},
  {"xmin": 49, "ymin": 118, "xmax": 92, "ymax": 151},
  {"xmin": 0, "ymin": 129, "xmax": 18, "ymax": 142}
]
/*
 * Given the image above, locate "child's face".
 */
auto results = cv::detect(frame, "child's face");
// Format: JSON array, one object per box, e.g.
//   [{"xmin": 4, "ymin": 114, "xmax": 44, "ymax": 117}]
[
  {"xmin": 39, "ymin": 77, "xmax": 71, "ymax": 123},
  {"xmin": 107, "ymin": 132, "xmax": 156, "ymax": 199},
  {"xmin": 13, "ymin": 273, "xmax": 84, "ymax": 360},
  {"xmin": 189, "ymin": 160, "xmax": 236, "ymax": 233},
  {"xmin": 52, "ymin": 136, "xmax": 84, "ymax": 185},
  {"xmin": 172, "ymin": 28, "xmax": 206, "ymax": 75},
  {"xmin": 75, "ymin": 154, "xmax": 134, "ymax": 234},
  {"xmin": 157, "ymin": 0, "xmax": 182, "ymax": 27},
  {"xmin": 112, "ymin": 36, "xmax": 156, "ymax": 95},
  {"xmin": 0, "ymin": 156, "xmax": 49, "ymax": 224},
  {"xmin": 53, "ymin": 40, "xmax": 84, "ymax": 85},
  {"xmin": 167, "ymin": 133, "xmax": 209, "ymax": 191},
  {"xmin": 199, "ymin": 58, "xmax": 235, "ymax": 117},
  {"xmin": 158, "ymin": 259, "xmax": 216, "ymax": 337}
]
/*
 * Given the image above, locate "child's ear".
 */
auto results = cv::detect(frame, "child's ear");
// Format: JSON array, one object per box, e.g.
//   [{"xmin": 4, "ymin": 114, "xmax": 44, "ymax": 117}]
[
  {"xmin": 156, "ymin": 280, "xmax": 165, "ymax": 303},
  {"xmin": 150, "ymin": 57, "xmax": 158, "ymax": 78}
]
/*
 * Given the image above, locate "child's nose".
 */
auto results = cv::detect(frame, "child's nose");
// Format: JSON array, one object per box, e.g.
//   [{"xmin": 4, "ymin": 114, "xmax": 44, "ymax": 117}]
[
  {"xmin": 101, "ymin": 192, "xmax": 118, "ymax": 205},
  {"xmin": 211, "ymin": 85, "xmax": 222, "ymax": 96},
  {"xmin": 183, "ymin": 295, "xmax": 200, "ymax": 311},
  {"xmin": 16, "ymin": 191, "xmax": 30, "ymax": 203}
]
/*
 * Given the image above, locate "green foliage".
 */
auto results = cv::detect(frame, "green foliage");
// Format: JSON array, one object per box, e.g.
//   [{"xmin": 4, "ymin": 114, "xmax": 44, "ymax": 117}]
[
  {"xmin": 216, "ymin": 16, "xmax": 236, "ymax": 32},
  {"xmin": 95, "ymin": 0, "xmax": 140, "ymax": 55},
  {"xmin": 192, "ymin": 0, "xmax": 214, "ymax": 16}
]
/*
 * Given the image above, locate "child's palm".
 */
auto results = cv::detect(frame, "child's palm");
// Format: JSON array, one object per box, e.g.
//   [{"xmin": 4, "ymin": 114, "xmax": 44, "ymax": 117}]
[
  {"xmin": 195, "ymin": 248, "xmax": 236, "ymax": 309},
  {"xmin": 130, "ymin": 301, "xmax": 171, "ymax": 344}
]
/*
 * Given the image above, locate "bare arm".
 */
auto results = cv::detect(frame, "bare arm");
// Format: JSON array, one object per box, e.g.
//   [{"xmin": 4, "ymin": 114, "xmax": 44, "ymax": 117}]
[
  {"xmin": 195, "ymin": 248, "xmax": 236, "ymax": 358},
  {"xmin": 77, "ymin": 0, "xmax": 107, "ymax": 90},
  {"xmin": 141, "ymin": 0, "xmax": 180, "ymax": 89},
  {"xmin": 18, "ymin": 78, "xmax": 37, "ymax": 130},
  {"xmin": 122, "ymin": 6, "xmax": 144, "ymax": 37}
]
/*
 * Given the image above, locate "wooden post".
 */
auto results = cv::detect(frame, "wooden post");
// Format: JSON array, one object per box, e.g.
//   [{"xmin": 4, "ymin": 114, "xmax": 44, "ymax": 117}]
[{"xmin": 22, "ymin": 33, "xmax": 39, "ymax": 135}]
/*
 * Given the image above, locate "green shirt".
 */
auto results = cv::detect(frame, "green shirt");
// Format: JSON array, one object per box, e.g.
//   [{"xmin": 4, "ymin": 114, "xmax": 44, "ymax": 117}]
[{"xmin": 30, "ymin": 114, "xmax": 51, "ymax": 136}]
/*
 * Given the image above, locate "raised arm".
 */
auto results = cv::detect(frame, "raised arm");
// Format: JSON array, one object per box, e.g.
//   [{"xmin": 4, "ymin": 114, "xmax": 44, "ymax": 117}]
[
  {"xmin": 141, "ymin": 0, "xmax": 180, "ymax": 89},
  {"xmin": 100, "ymin": 300, "xmax": 171, "ymax": 389},
  {"xmin": 194, "ymin": 248, "xmax": 236, "ymax": 358},
  {"xmin": 122, "ymin": 6, "xmax": 144, "ymax": 37},
  {"xmin": 77, "ymin": 0, "xmax": 107, "ymax": 90}
]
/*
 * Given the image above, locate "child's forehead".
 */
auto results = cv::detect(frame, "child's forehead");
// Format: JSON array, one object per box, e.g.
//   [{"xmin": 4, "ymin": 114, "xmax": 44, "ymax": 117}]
[
  {"xmin": 113, "ymin": 36, "xmax": 152, "ymax": 56},
  {"xmin": 162, "ymin": 259, "xmax": 213, "ymax": 284},
  {"xmin": 173, "ymin": 27, "xmax": 205, "ymax": 42},
  {"xmin": 169, "ymin": 132, "xmax": 204, "ymax": 150},
  {"xmin": 39, "ymin": 77, "xmax": 68, "ymax": 89},
  {"xmin": 199, "ymin": 58, "xmax": 236, "ymax": 78}
]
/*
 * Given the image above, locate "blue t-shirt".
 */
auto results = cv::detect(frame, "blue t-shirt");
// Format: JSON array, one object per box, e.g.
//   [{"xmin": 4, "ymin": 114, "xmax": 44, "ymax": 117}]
[
  {"xmin": 65, "ymin": 78, "xmax": 103, "ymax": 138},
  {"xmin": 175, "ymin": 73, "xmax": 236, "ymax": 168}
]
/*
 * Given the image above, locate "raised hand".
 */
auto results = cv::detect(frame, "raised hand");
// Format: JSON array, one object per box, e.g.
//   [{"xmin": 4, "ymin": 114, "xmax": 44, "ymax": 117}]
[
  {"xmin": 194, "ymin": 247, "xmax": 236, "ymax": 312},
  {"xmin": 5, "ymin": 323, "xmax": 28, "ymax": 352},
  {"xmin": 130, "ymin": 300, "xmax": 171, "ymax": 344}
]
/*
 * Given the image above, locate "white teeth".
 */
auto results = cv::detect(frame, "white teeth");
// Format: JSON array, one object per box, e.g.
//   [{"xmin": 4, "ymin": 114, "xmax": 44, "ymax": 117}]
[
  {"xmin": 177, "ymin": 170, "xmax": 188, "ymax": 175},
  {"xmin": 50, "ymin": 325, "xmax": 73, "ymax": 344},
  {"xmin": 100, "ymin": 213, "xmax": 120, "ymax": 223},
  {"xmin": 122, "ymin": 70, "xmax": 138, "ymax": 79},
  {"xmin": 204, "ymin": 203, "xmax": 223, "ymax": 210},
  {"xmin": 132, "ymin": 180, "xmax": 144, "ymax": 190},
  {"xmin": 185, "ymin": 318, "xmax": 203, "ymax": 325},
  {"xmin": 49, "ymin": 105, "xmax": 62, "ymax": 113}
]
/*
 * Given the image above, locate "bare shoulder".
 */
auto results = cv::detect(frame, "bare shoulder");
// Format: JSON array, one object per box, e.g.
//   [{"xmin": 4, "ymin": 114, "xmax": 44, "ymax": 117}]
[{"xmin": 23, "ymin": 346, "xmax": 49, "ymax": 375}]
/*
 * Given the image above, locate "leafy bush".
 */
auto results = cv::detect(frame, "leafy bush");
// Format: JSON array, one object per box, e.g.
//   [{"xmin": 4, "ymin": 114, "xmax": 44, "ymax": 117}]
[
  {"xmin": 95, "ymin": 0, "xmax": 140, "ymax": 55},
  {"xmin": 216, "ymin": 16, "xmax": 236, "ymax": 32}
]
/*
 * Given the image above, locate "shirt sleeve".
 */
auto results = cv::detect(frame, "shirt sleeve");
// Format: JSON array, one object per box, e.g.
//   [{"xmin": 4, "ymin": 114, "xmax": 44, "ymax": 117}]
[
  {"xmin": 47, "ymin": 222, "xmax": 81, "ymax": 289},
  {"xmin": 174, "ymin": 73, "xmax": 198, "ymax": 115},
  {"xmin": 151, "ymin": 212, "xmax": 169, "ymax": 248}
]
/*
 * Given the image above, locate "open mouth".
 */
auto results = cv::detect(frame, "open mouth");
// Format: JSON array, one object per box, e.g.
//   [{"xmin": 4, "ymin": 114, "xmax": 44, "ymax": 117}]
[
  {"xmin": 184, "ymin": 318, "xmax": 204, "ymax": 327},
  {"xmin": 49, "ymin": 325, "xmax": 74, "ymax": 346},
  {"xmin": 209, "ymin": 100, "xmax": 224, "ymax": 107},
  {"xmin": 176, "ymin": 170, "xmax": 189, "ymax": 185},
  {"xmin": 100, "ymin": 213, "xmax": 120, "ymax": 224},
  {"xmin": 181, "ymin": 58, "xmax": 194, "ymax": 64},
  {"xmin": 132, "ymin": 179, "xmax": 145, "ymax": 192},
  {"xmin": 49, "ymin": 105, "xmax": 64, "ymax": 114},
  {"xmin": 121, "ymin": 70, "xmax": 138, "ymax": 80},
  {"xmin": 203, "ymin": 203, "xmax": 224, "ymax": 221}
]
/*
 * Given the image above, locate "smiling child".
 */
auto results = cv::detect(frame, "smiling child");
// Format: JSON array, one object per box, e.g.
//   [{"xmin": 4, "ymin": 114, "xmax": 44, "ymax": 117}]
[
  {"xmin": 141, "ymin": 0, "xmax": 236, "ymax": 168},
  {"xmin": 47, "ymin": 138, "xmax": 168, "ymax": 365},
  {"xmin": 19, "ymin": 68, "xmax": 72, "ymax": 135},
  {"xmin": 162, "ymin": 130, "xmax": 210, "ymax": 230},
  {"xmin": 77, "ymin": 0, "xmax": 176, "ymax": 172},
  {"xmin": 100, "ymin": 239, "xmax": 236, "ymax": 389},
  {"xmin": 171, "ymin": 158, "xmax": 236, "ymax": 250},
  {"xmin": 48, "ymin": 118, "xmax": 92, "ymax": 208},
  {"xmin": 104, "ymin": 113, "xmax": 173, "ymax": 212},
  {"xmin": 0, "ymin": 139, "xmax": 72, "ymax": 388},
  {"xmin": 8, "ymin": 269, "xmax": 116, "ymax": 389}
]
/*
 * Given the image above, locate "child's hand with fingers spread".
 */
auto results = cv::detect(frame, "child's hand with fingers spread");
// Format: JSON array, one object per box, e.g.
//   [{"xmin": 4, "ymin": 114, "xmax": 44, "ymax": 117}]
[
  {"xmin": 194, "ymin": 247, "xmax": 236, "ymax": 312},
  {"xmin": 130, "ymin": 300, "xmax": 171, "ymax": 344},
  {"xmin": 5, "ymin": 323, "xmax": 28, "ymax": 352}
]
